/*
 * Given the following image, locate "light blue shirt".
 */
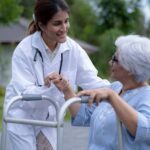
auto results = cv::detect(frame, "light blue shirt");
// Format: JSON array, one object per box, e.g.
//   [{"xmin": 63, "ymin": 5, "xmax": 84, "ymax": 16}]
[{"xmin": 72, "ymin": 82, "xmax": 150, "ymax": 150}]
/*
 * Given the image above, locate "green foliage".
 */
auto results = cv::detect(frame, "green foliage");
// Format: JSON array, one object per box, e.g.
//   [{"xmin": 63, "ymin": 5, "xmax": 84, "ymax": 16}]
[
  {"xmin": 65, "ymin": 110, "xmax": 71, "ymax": 121},
  {"xmin": 67, "ymin": 0, "xmax": 98, "ymax": 44},
  {"xmin": 0, "ymin": 86, "xmax": 5, "ymax": 129},
  {"xmin": 94, "ymin": 0, "xmax": 144, "ymax": 34},
  {"xmin": 0, "ymin": 0, "xmax": 23, "ymax": 24},
  {"xmin": 0, "ymin": 86, "xmax": 5, "ymax": 97},
  {"xmin": 20, "ymin": 0, "xmax": 34, "ymax": 19},
  {"xmin": 0, "ymin": 100, "xmax": 3, "ymax": 129},
  {"xmin": 0, "ymin": 0, "xmax": 148, "ymax": 78},
  {"xmin": 145, "ymin": 21, "xmax": 150, "ymax": 37},
  {"xmin": 89, "ymin": 0, "xmax": 145, "ymax": 77},
  {"xmin": 90, "ymin": 29, "xmax": 123, "ymax": 77}
]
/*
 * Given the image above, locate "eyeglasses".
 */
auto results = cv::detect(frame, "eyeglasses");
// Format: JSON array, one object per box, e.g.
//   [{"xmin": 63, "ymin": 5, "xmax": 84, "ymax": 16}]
[{"xmin": 111, "ymin": 55, "xmax": 118, "ymax": 63}]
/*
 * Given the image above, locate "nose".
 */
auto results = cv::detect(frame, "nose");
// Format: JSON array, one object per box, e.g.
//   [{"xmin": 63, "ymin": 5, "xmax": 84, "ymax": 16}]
[{"xmin": 61, "ymin": 22, "xmax": 69, "ymax": 32}]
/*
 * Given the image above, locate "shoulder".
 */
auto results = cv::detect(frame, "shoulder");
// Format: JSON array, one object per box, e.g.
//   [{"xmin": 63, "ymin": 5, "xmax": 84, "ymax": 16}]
[
  {"xmin": 110, "ymin": 81, "xmax": 123, "ymax": 93},
  {"xmin": 65, "ymin": 37, "xmax": 85, "ymax": 53},
  {"xmin": 19, "ymin": 34, "xmax": 32, "ymax": 46},
  {"xmin": 126, "ymin": 86, "xmax": 150, "ymax": 109},
  {"xmin": 13, "ymin": 34, "xmax": 33, "ymax": 58},
  {"xmin": 16, "ymin": 32, "xmax": 41, "ymax": 52},
  {"xmin": 66, "ymin": 36, "xmax": 80, "ymax": 46},
  {"xmin": 136, "ymin": 86, "xmax": 150, "ymax": 99},
  {"xmin": 60, "ymin": 37, "xmax": 89, "ymax": 60},
  {"xmin": 15, "ymin": 35, "xmax": 32, "ymax": 50}
]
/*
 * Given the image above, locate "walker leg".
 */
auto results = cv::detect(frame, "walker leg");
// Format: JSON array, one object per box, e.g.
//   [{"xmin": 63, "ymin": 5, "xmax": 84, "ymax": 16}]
[
  {"xmin": 1, "ymin": 121, "xmax": 7, "ymax": 150},
  {"xmin": 57, "ymin": 125, "xmax": 64, "ymax": 150}
]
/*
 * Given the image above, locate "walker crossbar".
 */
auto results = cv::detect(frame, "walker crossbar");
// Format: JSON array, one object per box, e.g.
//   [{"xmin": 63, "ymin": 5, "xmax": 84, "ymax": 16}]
[
  {"xmin": 1, "ymin": 95, "xmax": 124, "ymax": 150},
  {"xmin": 21, "ymin": 94, "xmax": 42, "ymax": 101},
  {"xmin": 4, "ymin": 117, "xmax": 58, "ymax": 127}
]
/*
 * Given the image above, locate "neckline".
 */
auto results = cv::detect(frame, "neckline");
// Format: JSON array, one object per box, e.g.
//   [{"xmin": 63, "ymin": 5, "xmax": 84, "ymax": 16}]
[{"xmin": 119, "ymin": 84, "xmax": 149, "ymax": 95}]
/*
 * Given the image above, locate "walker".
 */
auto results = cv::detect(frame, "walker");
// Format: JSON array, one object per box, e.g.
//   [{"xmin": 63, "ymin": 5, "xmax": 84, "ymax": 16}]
[{"xmin": 0, "ymin": 95, "xmax": 124, "ymax": 150}]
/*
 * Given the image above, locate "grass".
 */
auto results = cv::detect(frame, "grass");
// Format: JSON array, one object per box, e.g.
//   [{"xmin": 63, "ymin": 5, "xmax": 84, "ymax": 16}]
[
  {"xmin": 0, "ymin": 86, "xmax": 5, "ymax": 130},
  {"xmin": 0, "ymin": 98, "xmax": 3, "ymax": 130},
  {"xmin": 65, "ymin": 110, "xmax": 71, "ymax": 121}
]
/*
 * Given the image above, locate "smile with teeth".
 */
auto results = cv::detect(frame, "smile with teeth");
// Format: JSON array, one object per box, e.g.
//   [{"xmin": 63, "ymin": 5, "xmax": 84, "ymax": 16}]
[{"xmin": 57, "ymin": 33, "xmax": 66, "ymax": 38}]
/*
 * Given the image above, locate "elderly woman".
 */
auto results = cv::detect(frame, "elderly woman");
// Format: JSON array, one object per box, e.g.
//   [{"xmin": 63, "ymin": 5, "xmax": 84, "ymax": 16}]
[{"xmin": 50, "ymin": 35, "xmax": 150, "ymax": 150}]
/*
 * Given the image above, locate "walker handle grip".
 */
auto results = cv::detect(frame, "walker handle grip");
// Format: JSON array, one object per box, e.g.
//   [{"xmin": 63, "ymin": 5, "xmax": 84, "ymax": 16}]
[
  {"xmin": 80, "ymin": 96, "xmax": 90, "ymax": 103},
  {"xmin": 21, "ymin": 94, "xmax": 42, "ymax": 101}
]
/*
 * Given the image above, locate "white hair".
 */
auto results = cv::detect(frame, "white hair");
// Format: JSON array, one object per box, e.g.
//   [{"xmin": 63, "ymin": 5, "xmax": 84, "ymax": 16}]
[{"xmin": 115, "ymin": 35, "xmax": 150, "ymax": 82}]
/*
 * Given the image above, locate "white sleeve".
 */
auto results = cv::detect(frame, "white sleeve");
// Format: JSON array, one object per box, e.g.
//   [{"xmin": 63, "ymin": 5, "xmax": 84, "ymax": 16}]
[{"xmin": 76, "ymin": 48, "xmax": 110, "ymax": 89}]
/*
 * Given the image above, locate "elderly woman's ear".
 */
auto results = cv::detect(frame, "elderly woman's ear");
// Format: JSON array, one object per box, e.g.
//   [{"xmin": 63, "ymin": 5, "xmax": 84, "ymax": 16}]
[{"xmin": 125, "ymin": 71, "xmax": 134, "ymax": 77}]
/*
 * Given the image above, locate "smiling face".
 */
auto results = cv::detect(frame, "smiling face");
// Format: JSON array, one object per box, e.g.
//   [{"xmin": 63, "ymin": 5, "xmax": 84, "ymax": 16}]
[{"xmin": 41, "ymin": 10, "xmax": 70, "ymax": 50}]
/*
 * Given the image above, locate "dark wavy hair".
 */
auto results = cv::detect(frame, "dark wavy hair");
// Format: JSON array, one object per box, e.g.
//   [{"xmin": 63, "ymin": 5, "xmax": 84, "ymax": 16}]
[{"xmin": 28, "ymin": 0, "xmax": 70, "ymax": 35}]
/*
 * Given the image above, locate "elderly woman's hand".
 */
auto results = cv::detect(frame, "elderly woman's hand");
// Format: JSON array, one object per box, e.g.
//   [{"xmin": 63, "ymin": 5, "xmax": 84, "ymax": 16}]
[{"xmin": 77, "ymin": 88, "xmax": 113, "ymax": 107}]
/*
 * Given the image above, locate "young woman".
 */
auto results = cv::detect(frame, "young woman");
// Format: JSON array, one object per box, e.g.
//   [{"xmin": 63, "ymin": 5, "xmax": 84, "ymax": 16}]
[{"xmin": 4, "ymin": 0, "xmax": 109, "ymax": 150}]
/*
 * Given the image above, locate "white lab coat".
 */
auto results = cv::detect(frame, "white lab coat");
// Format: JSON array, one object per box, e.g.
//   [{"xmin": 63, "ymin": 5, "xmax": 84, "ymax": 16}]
[{"xmin": 4, "ymin": 31, "xmax": 109, "ymax": 150}]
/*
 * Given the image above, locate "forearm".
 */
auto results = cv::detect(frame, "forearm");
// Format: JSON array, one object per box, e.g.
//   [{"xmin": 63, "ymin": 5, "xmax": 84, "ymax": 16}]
[
  {"xmin": 63, "ymin": 88, "xmax": 81, "ymax": 117},
  {"xmin": 51, "ymin": 76, "xmax": 82, "ymax": 118},
  {"xmin": 109, "ymin": 90, "xmax": 138, "ymax": 136}
]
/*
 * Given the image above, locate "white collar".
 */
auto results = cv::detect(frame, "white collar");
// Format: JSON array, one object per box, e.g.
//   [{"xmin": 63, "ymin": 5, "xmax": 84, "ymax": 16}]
[{"xmin": 32, "ymin": 31, "xmax": 70, "ymax": 54}]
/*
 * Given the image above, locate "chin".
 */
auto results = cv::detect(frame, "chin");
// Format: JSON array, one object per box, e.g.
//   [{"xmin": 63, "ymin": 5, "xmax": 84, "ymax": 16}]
[
  {"xmin": 110, "ymin": 76, "xmax": 117, "ymax": 82},
  {"xmin": 58, "ymin": 37, "xmax": 67, "ymax": 43},
  {"xmin": 110, "ymin": 74, "xmax": 116, "ymax": 80},
  {"xmin": 110, "ymin": 72, "xmax": 114, "ymax": 78}
]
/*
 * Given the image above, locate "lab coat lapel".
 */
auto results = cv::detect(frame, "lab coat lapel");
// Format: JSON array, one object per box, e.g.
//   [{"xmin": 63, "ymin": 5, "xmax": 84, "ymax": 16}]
[
  {"xmin": 51, "ymin": 41, "xmax": 70, "ymax": 65},
  {"xmin": 44, "ymin": 42, "xmax": 70, "ymax": 74},
  {"xmin": 33, "ymin": 53, "xmax": 44, "ymax": 86},
  {"xmin": 32, "ymin": 32, "xmax": 45, "ymax": 86},
  {"xmin": 32, "ymin": 32, "xmax": 70, "ymax": 81}
]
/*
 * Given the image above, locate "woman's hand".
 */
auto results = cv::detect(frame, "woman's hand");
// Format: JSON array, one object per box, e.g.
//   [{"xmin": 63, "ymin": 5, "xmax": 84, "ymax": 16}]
[
  {"xmin": 44, "ymin": 72, "xmax": 61, "ymax": 87},
  {"xmin": 77, "ymin": 88, "xmax": 113, "ymax": 106},
  {"xmin": 52, "ymin": 75, "xmax": 70, "ymax": 93},
  {"xmin": 45, "ymin": 72, "xmax": 76, "ymax": 99},
  {"xmin": 44, "ymin": 72, "xmax": 69, "ymax": 92}
]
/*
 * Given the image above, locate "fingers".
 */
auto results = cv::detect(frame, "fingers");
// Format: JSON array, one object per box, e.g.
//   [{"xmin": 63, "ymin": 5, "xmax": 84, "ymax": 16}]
[
  {"xmin": 77, "ymin": 90, "xmax": 97, "ymax": 107},
  {"xmin": 51, "ymin": 75, "xmax": 70, "ymax": 93},
  {"xmin": 88, "ymin": 92, "xmax": 96, "ymax": 107},
  {"xmin": 44, "ymin": 77, "xmax": 52, "ymax": 87},
  {"xmin": 77, "ymin": 89, "xmax": 104, "ymax": 107},
  {"xmin": 44, "ymin": 72, "xmax": 62, "ymax": 87},
  {"xmin": 44, "ymin": 72, "xmax": 73, "ymax": 97}
]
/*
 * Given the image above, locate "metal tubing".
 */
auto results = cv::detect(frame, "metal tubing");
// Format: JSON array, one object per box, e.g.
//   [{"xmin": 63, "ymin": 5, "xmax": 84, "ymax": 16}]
[
  {"xmin": 1, "ymin": 95, "xmax": 59, "ymax": 150},
  {"xmin": 1, "ymin": 95, "xmax": 124, "ymax": 150},
  {"xmin": 57, "ymin": 96, "xmax": 124, "ymax": 150},
  {"xmin": 4, "ymin": 117, "xmax": 58, "ymax": 127},
  {"xmin": 1, "ymin": 120, "xmax": 7, "ymax": 150},
  {"xmin": 117, "ymin": 117, "xmax": 124, "ymax": 150},
  {"xmin": 57, "ymin": 97, "xmax": 81, "ymax": 150}
]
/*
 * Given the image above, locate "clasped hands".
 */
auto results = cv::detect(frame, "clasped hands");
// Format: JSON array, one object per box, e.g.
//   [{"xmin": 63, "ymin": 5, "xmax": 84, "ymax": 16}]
[{"xmin": 44, "ymin": 72, "xmax": 113, "ymax": 106}]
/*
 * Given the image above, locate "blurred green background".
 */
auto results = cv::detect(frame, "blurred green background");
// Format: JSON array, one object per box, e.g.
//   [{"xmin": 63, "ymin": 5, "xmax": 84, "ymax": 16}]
[{"xmin": 0, "ymin": 0, "xmax": 150, "ymax": 128}]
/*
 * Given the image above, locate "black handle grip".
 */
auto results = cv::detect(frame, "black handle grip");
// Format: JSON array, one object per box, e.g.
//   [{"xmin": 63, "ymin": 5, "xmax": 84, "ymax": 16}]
[
  {"xmin": 80, "ymin": 96, "xmax": 90, "ymax": 103},
  {"xmin": 21, "ymin": 94, "xmax": 42, "ymax": 101}
]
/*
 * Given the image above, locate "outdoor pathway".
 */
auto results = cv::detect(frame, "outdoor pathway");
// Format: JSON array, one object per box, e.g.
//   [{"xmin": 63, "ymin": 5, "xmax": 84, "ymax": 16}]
[
  {"xmin": 63, "ymin": 122, "xmax": 89, "ymax": 150},
  {"xmin": 0, "ymin": 122, "xmax": 89, "ymax": 150}
]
